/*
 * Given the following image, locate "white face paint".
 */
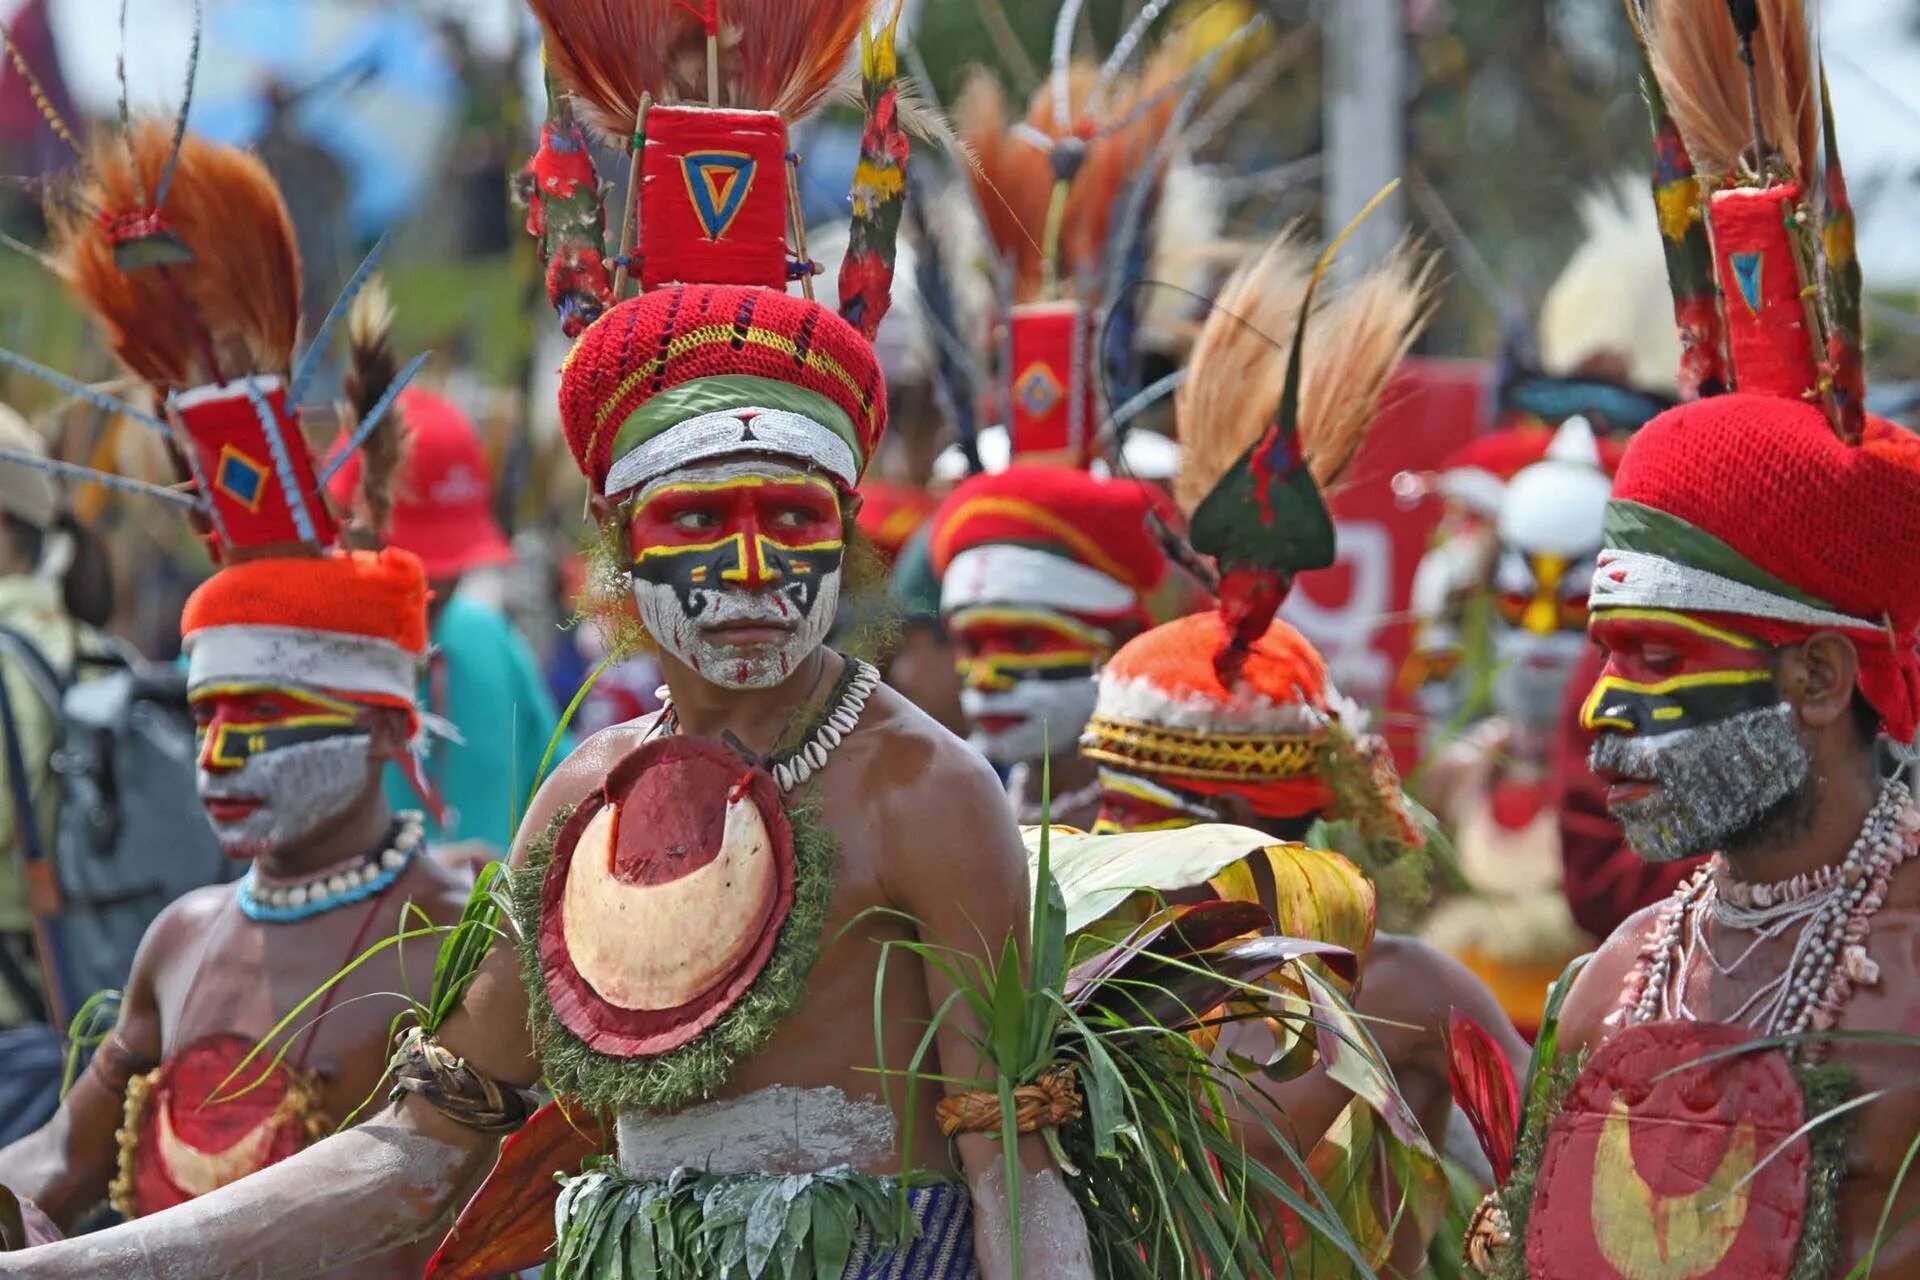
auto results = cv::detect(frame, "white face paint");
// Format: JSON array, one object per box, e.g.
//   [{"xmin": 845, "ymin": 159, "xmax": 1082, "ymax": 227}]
[
  {"xmin": 196, "ymin": 734, "xmax": 375, "ymax": 860},
  {"xmin": 962, "ymin": 679, "xmax": 1100, "ymax": 766},
  {"xmin": 625, "ymin": 459, "xmax": 845, "ymax": 691}
]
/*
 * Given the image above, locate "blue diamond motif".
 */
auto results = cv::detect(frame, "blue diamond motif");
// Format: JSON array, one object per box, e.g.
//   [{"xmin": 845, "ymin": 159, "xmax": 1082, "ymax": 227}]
[{"xmin": 217, "ymin": 449, "xmax": 267, "ymax": 509}]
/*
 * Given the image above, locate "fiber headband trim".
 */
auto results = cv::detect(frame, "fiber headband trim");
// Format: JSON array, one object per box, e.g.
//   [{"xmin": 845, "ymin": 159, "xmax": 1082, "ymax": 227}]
[
  {"xmin": 1590, "ymin": 548, "xmax": 1880, "ymax": 634},
  {"xmin": 940, "ymin": 544, "xmax": 1137, "ymax": 616},
  {"xmin": 185, "ymin": 625, "xmax": 420, "ymax": 706},
  {"xmin": 604, "ymin": 375, "xmax": 860, "ymax": 496},
  {"xmin": 1601, "ymin": 500, "xmax": 1836, "ymax": 614}
]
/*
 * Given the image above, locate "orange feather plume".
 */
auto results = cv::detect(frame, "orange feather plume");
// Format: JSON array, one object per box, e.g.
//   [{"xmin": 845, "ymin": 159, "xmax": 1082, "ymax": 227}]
[
  {"xmin": 960, "ymin": 53, "xmax": 1186, "ymax": 303},
  {"xmin": 1638, "ymin": 0, "xmax": 1814, "ymax": 184},
  {"xmin": 528, "ymin": 0, "xmax": 875, "ymax": 140},
  {"xmin": 49, "ymin": 120, "xmax": 300, "ymax": 393}
]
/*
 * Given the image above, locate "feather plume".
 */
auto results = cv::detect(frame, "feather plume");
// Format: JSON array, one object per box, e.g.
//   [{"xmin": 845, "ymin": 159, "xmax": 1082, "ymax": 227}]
[
  {"xmin": 336, "ymin": 275, "xmax": 402, "ymax": 536},
  {"xmin": 528, "ymin": 0, "xmax": 875, "ymax": 140},
  {"xmin": 1174, "ymin": 231, "xmax": 1436, "ymax": 516},
  {"xmin": 49, "ymin": 119, "xmax": 299, "ymax": 392},
  {"xmin": 960, "ymin": 52, "xmax": 1187, "ymax": 303},
  {"xmin": 1638, "ymin": 0, "xmax": 1814, "ymax": 183}
]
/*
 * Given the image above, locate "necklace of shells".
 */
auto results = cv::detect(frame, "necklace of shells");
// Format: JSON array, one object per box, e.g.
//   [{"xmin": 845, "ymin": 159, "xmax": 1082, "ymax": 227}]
[
  {"xmin": 237, "ymin": 811, "xmax": 425, "ymax": 923},
  {"xmin": 656, "ymin": 657, "xmax": 881, "ymax": 795},
  {"xmin": 1617, "ymin": 777, "xmax": 1919, "ymax": 1062}
]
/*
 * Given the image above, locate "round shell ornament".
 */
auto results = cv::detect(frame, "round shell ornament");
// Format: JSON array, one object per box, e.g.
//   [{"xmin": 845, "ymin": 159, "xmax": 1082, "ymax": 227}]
[
  {"xmin": 538, "ymin": 736, "xmax": 796, "ymax": 1058},
  {"xmin": 1526, "ymin": 1020, "xmax": 1808, "ymax": 1280}
]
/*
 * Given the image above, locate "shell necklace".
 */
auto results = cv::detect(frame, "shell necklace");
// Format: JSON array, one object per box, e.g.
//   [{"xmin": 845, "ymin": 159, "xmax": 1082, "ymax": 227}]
[
  {"xmin": 657, "ymin": 656, "xmax": 880, "ymax": 794},
  {"xmin": 238, "ymin": 811, "xmax": 425, "ymax": 923}
]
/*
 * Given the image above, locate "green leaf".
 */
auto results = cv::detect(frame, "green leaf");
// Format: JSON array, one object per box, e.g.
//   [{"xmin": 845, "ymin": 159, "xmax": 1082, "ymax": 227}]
[
  {"xmin": 1302, "ymin": 965, "xmax": 1432, "ymax": 1156},
  {"xmin": 1026, "ymin": 823, "xmax": 1281, "ymax": 933},
  {"xmin": 809, "ymin": 1192, "xmax": 855, "ymax": 1280}
]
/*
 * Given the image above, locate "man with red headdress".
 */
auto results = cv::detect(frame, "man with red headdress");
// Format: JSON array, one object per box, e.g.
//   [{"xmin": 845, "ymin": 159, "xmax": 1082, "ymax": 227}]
[
  {"xmin": 0, "ymin": 8, "xmax": 1107, "ymax": 1279},
  {"xmin": 1464, "ymin": 8, "xmax": 1920, "ymax": 1275},
  {"xmin": 0, "ymin": 123, "xmax": 467, "ymax": 1279},
  {"xmin": 928, "ymin": 465, "xmax": 1177, "ymax": 829}
]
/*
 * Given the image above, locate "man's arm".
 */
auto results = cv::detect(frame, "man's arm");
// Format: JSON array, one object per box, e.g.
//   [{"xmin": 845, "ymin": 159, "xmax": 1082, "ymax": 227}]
[
  {"xmin": 0, "ymin": 722, "xmax": 647, "ymax": 1279},
  {"xmin": 0, "ymin": 892, "xmax": 174, "ymax": 1226},
  {"xmin": 878, "ymin": 735, "xmax": 1093, "ymax": 1280}
]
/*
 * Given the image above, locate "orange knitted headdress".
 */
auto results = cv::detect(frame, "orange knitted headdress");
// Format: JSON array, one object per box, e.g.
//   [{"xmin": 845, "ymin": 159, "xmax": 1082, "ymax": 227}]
[{"xmin": 179, "ymin": 548, "xmax": 431, "ymax": 725}]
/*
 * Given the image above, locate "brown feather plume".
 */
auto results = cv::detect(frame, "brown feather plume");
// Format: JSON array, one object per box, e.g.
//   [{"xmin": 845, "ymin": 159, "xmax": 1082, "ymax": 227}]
[
  {"xmin": 1638, "ymin": 0, "xmax": 1814, "ymax": 183},
  {"xmin": 1174, "ymin": 229, "xmax": 1438, "ymax": 516},
  {"xmin": 49, "ymin": 119, "xmax": 300, "ymax": 393},
  {"xmin": 528, "ymin": 0, "xmax": 875, "ymax": 140},
  {"xmin": 960, "ymin": 52, "xmax": 1186, "ymax": 302},
  {"xmin": 337, "ymin": 275, "xmax": 403, "ymax": 538}
]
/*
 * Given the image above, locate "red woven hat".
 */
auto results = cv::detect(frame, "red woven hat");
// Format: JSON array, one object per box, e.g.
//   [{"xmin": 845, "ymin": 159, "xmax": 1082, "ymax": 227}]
[
  {"xmin": 180, "ymin": 547, "xmax": 431, "ymax": 726},
  {"xmin": 928, "ymin": 465, "xmax": 1175, "ymax": 627},
  {"xmin": 326, "ymin": 389, "xmax": 511, "ymax": 579},
  {"xmin": 558, "ymin": 285, "xmax": 886, "ymax": 500}
]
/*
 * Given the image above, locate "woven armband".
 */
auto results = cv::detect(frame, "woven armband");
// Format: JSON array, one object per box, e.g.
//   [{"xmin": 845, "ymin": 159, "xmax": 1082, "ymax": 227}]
[
  {"xmin": 87, "ymin": 1031, "xmax": 159, "ymax": 1097},
  {"xmin": 934, "ymin": 1065, "xmax": 1083, "ymax": 1138},
  {"xmin": 388, "ymin": 1026, "xmax": 539, "ymax": 1135}
]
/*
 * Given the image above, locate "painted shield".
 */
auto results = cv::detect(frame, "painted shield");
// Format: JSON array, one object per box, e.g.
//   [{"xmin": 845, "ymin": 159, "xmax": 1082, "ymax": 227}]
[
  {"xmin": 539, "ymin": 736, "xmax": 796, "ymax": 1058},
  {"xmin": 1527, "ymin": 1020, "xmax": 1807, "ymax": 1280},
  {"xmin": 128, "ymin": 1032, "xmax": 318, "ymax": 1217}
]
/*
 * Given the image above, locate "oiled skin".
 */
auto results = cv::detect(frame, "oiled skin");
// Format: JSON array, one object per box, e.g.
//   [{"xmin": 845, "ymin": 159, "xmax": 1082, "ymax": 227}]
[
  {"xmin": 0, "ymin": 650, "xmax": 1085, "ymax": 1278},
  {"xmin": 0, "ymin": 852, "xmax": 470, "ymax": 1280}
]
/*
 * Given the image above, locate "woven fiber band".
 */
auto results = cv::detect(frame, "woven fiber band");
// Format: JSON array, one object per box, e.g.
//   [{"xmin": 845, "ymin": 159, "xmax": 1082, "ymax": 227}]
[
  {"xmin": 185, "ymin": 624, "xmax": 420, "ymax": 706},
  {"xmin": 1589, "ymin": 549, "xmax": 1879, "ymax": 634},
  {"xmin": 1079, "ymin": 714, "xmax": 1322, "ymax": 783}
]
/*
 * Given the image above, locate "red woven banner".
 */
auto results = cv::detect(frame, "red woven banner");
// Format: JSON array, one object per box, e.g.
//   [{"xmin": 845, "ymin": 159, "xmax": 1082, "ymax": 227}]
[
  {"xmin": 173, "ymin": 379, "xmax": 336, "ymax": 556},
  {"xmin": 1710, "ymin": 184, "xmax": 1817, "ymax": 401},
  {"xmin": 639, "ymin": 105, "xmax": 791, "ymax": 291},
  {"xmin": 1008, "ymin": 303, "xmax": 1096, "ymax": 464}
]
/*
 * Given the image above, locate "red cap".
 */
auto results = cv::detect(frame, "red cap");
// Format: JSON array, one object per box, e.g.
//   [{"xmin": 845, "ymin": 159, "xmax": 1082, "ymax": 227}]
[{"xmin": 327, "ymin": 388, "xmax": 512, "ymax": 580}]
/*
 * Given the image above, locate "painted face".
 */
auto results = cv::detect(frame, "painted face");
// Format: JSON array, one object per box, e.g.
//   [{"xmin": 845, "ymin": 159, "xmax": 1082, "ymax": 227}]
[
  {"xmin": 1091, "ymin": 768, "xmax": 1219, "ymax": 834},
  {"xmin": 950, "ymin": 606, "xmax": 1110, "ymax": 765},
  {"xmin": 626, "ymin": 460, "xmax": 844, "ymax": 690},
  {"xmin": 1583, "ymin": 609, "xmax": 1810, "ymax": 862},
  {"xmin": 1489, "ymin": 546, "xmax": 1595, "ymax": 744},
  {"xmin": 192, "ymin": 684, "xmax": 376, "ymax": 860}
]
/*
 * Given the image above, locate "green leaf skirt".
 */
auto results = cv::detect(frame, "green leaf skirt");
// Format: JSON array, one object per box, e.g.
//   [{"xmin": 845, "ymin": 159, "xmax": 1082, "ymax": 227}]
[{"xmin": 550, "ymin": 1162, "xmax": 978, "ymax": 1279}]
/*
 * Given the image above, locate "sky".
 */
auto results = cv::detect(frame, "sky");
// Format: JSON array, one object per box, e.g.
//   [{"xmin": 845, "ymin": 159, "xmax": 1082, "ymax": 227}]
[{"xmin": 21, "ymin": 0, "xmax": 1920, "ymax": 285}]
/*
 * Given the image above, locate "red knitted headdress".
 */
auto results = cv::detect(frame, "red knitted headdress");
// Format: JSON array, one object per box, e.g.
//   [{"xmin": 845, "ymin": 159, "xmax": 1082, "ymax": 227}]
[
  {"xmin": 1607, "ymin": 2, "xmax": 1920, "ymax": 741},
  {"xmin": 853, "ymin": 478, "xmax": 935, "ymax": 566},
  {"xmin": 559, "ymin": 285, "xmax": 887, "ymax": 499},
  {"xmin": 928, "ymin": 465, "xmax": 1175, "ymax": 630},
  {"xmin": 525, "ymin": 2, "xmax": 908, "ymax": 498}
]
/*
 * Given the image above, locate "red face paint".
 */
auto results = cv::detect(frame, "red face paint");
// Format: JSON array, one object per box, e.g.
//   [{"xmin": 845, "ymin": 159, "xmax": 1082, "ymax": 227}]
[
  {"xmin": 191, "ymin": 684, "xmax": 364, "ymax": 773},
  {"xmin": 1581, "ymin": 609, "xmax": 1778, "ymax": 739}
]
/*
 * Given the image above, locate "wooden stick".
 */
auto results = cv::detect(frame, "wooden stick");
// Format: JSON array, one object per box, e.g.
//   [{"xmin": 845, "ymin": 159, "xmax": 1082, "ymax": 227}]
[
  {"xmin": 609, "ymin": 93, "xmax": 653, "ymax": 299},
  {"xmin": 787, "ymin": 155, "xmax": 814, "ymax": 302}
]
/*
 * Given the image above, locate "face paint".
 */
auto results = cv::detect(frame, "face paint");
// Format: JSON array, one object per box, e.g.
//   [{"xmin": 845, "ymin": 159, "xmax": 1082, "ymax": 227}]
[
  {"xmin": 1488, "ymin": 546, "xmax": 1596, "ymax": 744},
  {"xmin": 1581, "ymin": 609, "xmax": 1809, "ymax": 862},
  {"xmin": 949, "ymin": 606, "xmax": 1111, "ymax": 765},
  {"xmin": 191, "ymin": 685, "xmax": 375, "ymax": 860},
  {"xmin": 1091, "ymin": 768, "xmax": 1219, "ymax": 834},
  {"xmin": 1580, "ymin": 609, "xmax": 1779, "ymax": 739},
  {"xmin": 626, "ymin": 460, "xmax": 845, "ymax": 690},
  {"xmin": 1588, "ymin": 704, "xmax": 1812, "ymax": 862}
]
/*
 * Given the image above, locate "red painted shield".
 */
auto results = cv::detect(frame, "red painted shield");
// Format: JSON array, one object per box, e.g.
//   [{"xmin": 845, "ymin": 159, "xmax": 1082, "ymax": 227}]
[
  {"xmin": 1527, "ymin": 1020, "xmax": 1808, "ymax": 1280},
  {"xmin": 538, "ymin": 736, "xmax": 795, "ymax": 1058}
]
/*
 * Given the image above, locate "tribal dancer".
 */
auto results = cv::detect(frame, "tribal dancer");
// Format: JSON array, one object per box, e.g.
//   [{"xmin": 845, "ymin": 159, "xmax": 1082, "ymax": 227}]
[
  {"xmin": 929, "ymin": 466, "xmax": 1178, "ymax": 830},
  {"xmin": 1464, "ymin": 4, "xmax": 1920, "ymax": 1275},
  {"xmin": 0, "ymin": 4, "xmax": 1103, "ymax": 1276},
  {"xmin": 1079, "ymin": 226, "xmax": 1524, "ymax": 1272},
  {"xmin": 0, "ymin": 121, "xmax": 466, "ymax": 1278}
]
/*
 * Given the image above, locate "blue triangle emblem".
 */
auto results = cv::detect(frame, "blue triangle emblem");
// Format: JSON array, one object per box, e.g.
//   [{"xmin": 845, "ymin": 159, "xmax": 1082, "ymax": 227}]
[
  {"xmin": 681, "ymin": 151, "xmax": 758, "ymax": 241},
  {"xmin": 1729, "ymin": 250, "xmax": 1765, "ymax": 315}
]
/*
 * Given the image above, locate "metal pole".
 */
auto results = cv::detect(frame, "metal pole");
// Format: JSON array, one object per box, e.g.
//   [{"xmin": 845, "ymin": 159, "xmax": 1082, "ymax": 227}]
[{"xmin": 1323, "ymin": 0, "xmax": 1405, "ymax": 275}]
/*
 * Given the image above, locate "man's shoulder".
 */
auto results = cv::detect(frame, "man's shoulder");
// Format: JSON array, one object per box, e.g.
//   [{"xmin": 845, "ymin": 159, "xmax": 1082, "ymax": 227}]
[
  {"xmin": 1554, "ymin": 898, "xmax": 1667, "ymax": 1056},
  {"xmin": 853, "ymin": 681, "xmax": 999, "ymax": 804}
]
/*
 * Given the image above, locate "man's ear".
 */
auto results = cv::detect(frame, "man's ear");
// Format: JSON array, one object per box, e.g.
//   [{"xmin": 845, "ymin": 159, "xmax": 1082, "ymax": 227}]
[
  {"xmin": 1776, "ymin": 631, "xmax": 1860, "ymax": 730},
  {"xmin": 589, "ymin": 494, "xmax": 630, "ymax": 564},
  {"xmin": 365, "ymin": 705, "xmax": 413, "ymax": 764},
  {"xmin": 840, "ymin": 490, "xmax": 864, "ymax": 526}
]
